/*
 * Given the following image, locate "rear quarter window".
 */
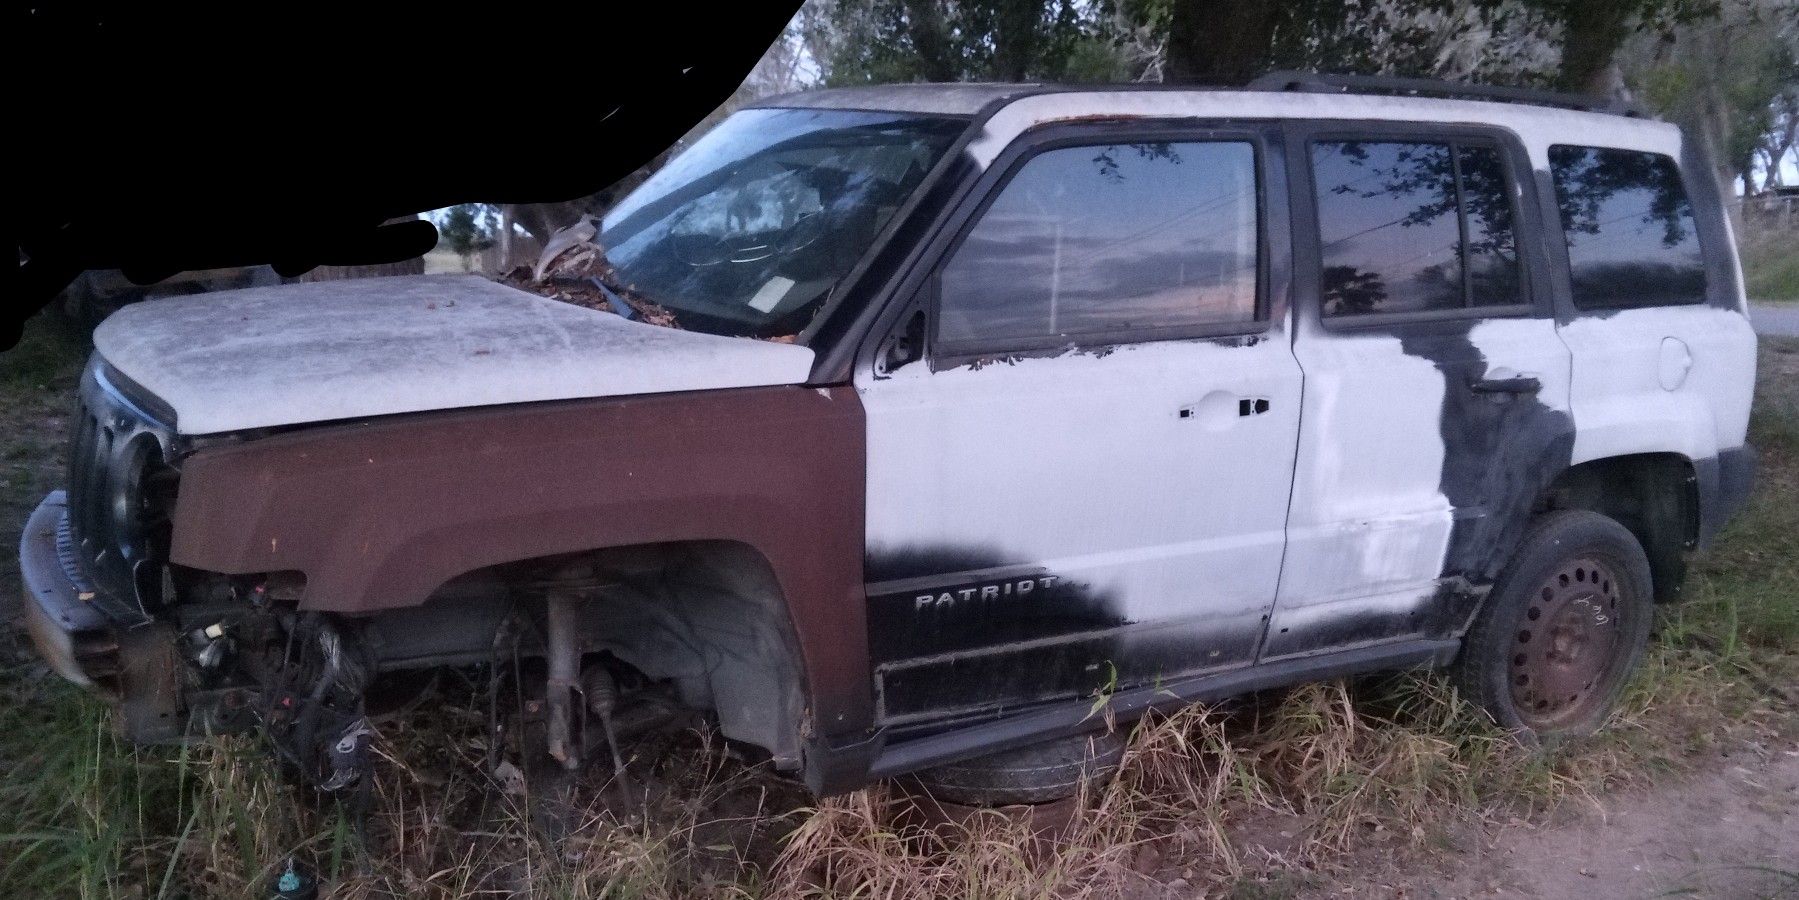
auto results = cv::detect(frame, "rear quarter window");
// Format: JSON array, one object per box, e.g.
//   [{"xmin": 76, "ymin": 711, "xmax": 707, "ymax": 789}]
[{"xmin": 1548, "ymin": 146, "xmax": 1706, "ymax": 310}]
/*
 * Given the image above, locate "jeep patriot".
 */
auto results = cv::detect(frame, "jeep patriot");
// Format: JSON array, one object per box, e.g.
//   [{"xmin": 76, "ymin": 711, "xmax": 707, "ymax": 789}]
[{"xmin": 18, "ymin": 76, "xmax": 1758, "ymax": 802}]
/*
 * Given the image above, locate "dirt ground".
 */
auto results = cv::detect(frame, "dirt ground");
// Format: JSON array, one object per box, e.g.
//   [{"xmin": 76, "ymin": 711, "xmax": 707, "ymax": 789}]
[{"xmin": 1284, "ymin": 745, "xmax": 1799, "ymax": 900}]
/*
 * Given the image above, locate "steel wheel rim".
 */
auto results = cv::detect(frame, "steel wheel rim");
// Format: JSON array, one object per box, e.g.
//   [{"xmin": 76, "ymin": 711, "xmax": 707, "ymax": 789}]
[{"xmin": 1508, "ymin": 555, "xmax": 1625, "ymax": 729}]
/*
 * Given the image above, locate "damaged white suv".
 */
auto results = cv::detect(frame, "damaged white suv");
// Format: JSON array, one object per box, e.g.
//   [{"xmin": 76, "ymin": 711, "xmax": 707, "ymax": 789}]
[{"xmin": 21, "ymin": 74, "xmax": 1756, "ymax": 803}]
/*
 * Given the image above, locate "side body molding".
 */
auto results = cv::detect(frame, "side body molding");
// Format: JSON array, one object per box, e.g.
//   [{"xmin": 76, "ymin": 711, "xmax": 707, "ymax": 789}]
[{"xmin": 169, "ymin": 385, "xmax": 872, "ymax": 734}]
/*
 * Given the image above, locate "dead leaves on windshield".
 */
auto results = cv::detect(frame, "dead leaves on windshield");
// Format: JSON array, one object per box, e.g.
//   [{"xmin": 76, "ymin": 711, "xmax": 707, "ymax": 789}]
[
  {"xmin": 496, "ymin": 217, "xmax": 798, "ymax": 343},
  {"xmin": 497, "ymin": 219, "xmax": 681, "ymax": 329}
]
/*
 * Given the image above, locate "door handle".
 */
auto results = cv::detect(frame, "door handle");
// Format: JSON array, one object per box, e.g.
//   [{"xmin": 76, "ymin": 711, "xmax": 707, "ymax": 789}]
[
  {"xmin": 1469, "ymin": 376, "xmax": 1542, "ymax": 395},
  {"xmin": 1177, "ymin": 395, "xmax": 1270, "ymax": 421}
]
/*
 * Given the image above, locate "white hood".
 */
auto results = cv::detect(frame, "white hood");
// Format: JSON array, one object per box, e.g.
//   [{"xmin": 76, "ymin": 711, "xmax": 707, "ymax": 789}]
[{"xmin": 92, "ymin": 274, "xmax": 816, "ymax": 435}]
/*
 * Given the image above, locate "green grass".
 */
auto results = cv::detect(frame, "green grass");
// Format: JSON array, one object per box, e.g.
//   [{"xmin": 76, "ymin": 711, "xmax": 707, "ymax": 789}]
[
  {"xmin": 0, "ymin": 310, "xmax": 87, "ymax": 617},
  {"xmin": 0, "ymin": 681, "xmax": 184, "ymax": 897},
  {"xmin": 1742, "ymin": 230, "xmax": 1799, "ymax": 304},
  {"xmin": 0, "ymin": 308, "xmax": 86, "ymax": 391},
  {"xmin": 1682, "ymin": 338, "xmax": 1799, "ymax": 650},
  {"xmin": 0, "ymin": 310, "xmax": 170, "ymax": 899}
]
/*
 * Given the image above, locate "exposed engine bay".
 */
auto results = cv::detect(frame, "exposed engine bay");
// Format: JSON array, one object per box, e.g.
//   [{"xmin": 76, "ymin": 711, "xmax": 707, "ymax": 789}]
[{"xmin": 145, "ymin": 566, "xmax": 714, "ymax": 808}]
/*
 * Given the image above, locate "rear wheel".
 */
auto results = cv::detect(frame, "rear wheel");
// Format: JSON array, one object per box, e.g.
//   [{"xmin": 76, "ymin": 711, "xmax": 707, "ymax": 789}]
[{"xmin": 1455, "ymin": 510, "xmax": 1653, "ymax": 744}]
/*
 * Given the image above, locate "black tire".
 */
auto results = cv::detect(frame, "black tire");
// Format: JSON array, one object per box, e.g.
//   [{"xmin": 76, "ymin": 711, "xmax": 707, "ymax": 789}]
[
  {"xmin": 908, "ymin": 730, "xmax": 1126, "ymax": 806},
  {"xmin": 1455, "ymin": 509, "xmax": 1654, "ymax": 744}
]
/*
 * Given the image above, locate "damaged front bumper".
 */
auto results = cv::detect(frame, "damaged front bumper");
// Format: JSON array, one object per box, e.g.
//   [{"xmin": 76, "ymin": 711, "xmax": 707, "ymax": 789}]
[
  {"xmin": 18, "ymin": 490, "xmax": 119, "ymax": 687},
  {"xmin": 19, "ymin": 490, "xmax": 184, "ymax": 741}
]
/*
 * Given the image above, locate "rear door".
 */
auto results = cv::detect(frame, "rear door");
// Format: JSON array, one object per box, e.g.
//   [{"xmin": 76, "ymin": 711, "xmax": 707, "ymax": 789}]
[
  {"xmin": 1268, "ymin": 124, "xmax": 1575, "ymax": 659},
  {"xmin": 856, "ymin": 123, "xmax": 1304, "ymax": 725}
]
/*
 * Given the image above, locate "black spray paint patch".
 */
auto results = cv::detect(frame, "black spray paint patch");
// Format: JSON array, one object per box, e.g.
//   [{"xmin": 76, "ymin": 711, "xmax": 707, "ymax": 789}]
[
  {"xmin": 865, "ymin": 544, "xmax": 1264, "ymax": 723},
  {"xmin": 1399, "ymin": 321, "xmax": 1575, "ymax": 583},
  {"xmin": 874, "ymin": 613, "xmax": 1265, "ymax": 724},
  {"xmin": 866, "ymin": 544, "xmax": 1128, "ymax": 720},
  {"xmin": 1263, "ymin": 579, "xmax": 1486, "ymax": 659},
  {"xmin": 865, "ymin": 544, "xmax": 1125, "ymax": 663},
  {"xmin": 1263, "ymin": 317, "xmax": 1575, "ymax": 659}
]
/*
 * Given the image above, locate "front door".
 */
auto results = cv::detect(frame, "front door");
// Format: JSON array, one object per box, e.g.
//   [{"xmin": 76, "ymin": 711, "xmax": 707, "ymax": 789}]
[
  {"xmin": 856, "ymin": 125, "xmax": 1304, "ymax": 725},
  {"xmin": 1267, "ymin": 126, "xmax": 1574, "ymax": 659}
]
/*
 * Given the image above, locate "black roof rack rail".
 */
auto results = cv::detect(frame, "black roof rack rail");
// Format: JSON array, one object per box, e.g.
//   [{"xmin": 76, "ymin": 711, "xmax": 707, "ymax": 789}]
[{"xmin": 1247, "ymin": 70, "xmax": 1647, "ymax": 118}]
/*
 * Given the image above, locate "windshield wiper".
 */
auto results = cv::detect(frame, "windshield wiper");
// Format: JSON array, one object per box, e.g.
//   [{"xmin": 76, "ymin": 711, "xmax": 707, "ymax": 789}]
[{"xmin": 587, "ymin": 275, "xmax": 637, "ymax": 321}]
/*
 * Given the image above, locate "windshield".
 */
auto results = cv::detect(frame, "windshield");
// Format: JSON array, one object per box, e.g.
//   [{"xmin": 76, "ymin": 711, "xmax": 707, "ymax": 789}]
[{"xmin": 600, "ymin": 108, "xmax": 966, "ymax": 339}]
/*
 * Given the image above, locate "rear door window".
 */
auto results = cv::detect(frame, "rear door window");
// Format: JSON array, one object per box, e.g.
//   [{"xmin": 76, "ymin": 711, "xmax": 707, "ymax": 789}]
[
  {"xmin": 1548, "ymin": 146, "xmax": 1705, "ymax": 310},
  {"xmin": 1311, "ymin": 140, "xmax": 1524, "ymax": 318},
  {"xmin": 1460, "ymin": 146, "xmax": 1522, "ymax": 308}
]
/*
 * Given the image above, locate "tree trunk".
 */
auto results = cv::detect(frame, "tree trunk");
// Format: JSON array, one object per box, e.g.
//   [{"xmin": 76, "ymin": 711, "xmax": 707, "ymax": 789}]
[
  {"xmin": 1691, "ymin": 85, "xmax": 1746, "ymax": 237},
  {"xmin": 1164, "ymin": 0, "xmax": 1285, "ymax": 85},
  {"xmin": 901, "ymin": 0, "xmax": 957, "ymax": 82},
  {"xmin": 499, "ymin": 204, "xmax": 516, "ymax": 271},
  {"xmin": 991, "ymin": 0, "xmax": 1043, "ymax": 81},
  {"xmin": 1696, "ymin": 25, "xmax": 1749, "ymax": 234},
  {"xmin": 1555, "ymin": 1, "xmax": 1635, "ymax": 95}
]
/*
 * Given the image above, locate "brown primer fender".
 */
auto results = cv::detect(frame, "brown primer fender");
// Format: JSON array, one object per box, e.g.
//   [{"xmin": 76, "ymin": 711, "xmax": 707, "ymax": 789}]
[{"xmin": 170, "ymin": 384, "xmax": 871, "ymax": 733}]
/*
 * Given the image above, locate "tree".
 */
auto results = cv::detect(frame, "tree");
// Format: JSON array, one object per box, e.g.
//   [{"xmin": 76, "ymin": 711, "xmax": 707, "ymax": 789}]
[
  {"xmin": 509, "ymin": 0, "xmax": 1761, "ymax": 252},
  {"xmin": 1621, "ymin": 0, "xmax": 1798, "ymax": 221},
  {"xmin": 1148, "ymin": 0, "xmax": 1732, "ymax": 97},
  {"xmin": 1162, "ymin": 0, "xmax": 1293, "ymax": 85},
  {"xmin": 1322, "ymin": 265, "xmax": 1389, "ymax": 315},
  {"xmin": 1758, "ymin": 89, "xmax": 1797, "ymax": 189},
  {"xmin": 438, "ymin": 204, "xmax": 497, "ymax": 271},
  {"xmin": 824, "ymin": 0, "xmax": 1090, "ymax": 84},
  {"xmin": 1502, "ymin": 0, "xmax": 1736, "ymax": 96},
  {"xmin": 1530, "ymin": 0, "xmax": 1647, "ymax": 93},
  {"xmin": 1154, "ymin": 0, "xmax": 1560, "ymax": 87}
]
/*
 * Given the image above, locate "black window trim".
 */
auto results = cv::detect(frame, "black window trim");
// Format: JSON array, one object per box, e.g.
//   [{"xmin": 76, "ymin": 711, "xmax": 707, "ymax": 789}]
[
  {"xmin": 1546, "ymin": 142, "xmax": 1709, "ymax": 313},
  {"xmin": 923, "ymin": 122, "xmax": 1279, "ymax": 368},
  {"xmin": 1295, "ymin": 123, "xmax": 1542, "ymax": 332}
]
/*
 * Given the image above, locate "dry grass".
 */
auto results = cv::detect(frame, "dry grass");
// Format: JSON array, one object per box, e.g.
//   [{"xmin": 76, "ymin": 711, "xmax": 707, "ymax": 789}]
[
  {"xmin": 7, "ymin": 654, "xmax": 1782, "ymax": 899},
  {"xmin": 768, "ymin": 660, "xmax": 1785, "ymax": 897},
  {"xmin": 2, "ymin": 316, "xmax": 1795, "ymax": 898},
  {"xmin": 770, "ymin": 707, "xmax": 1246, "ymax": 899}
]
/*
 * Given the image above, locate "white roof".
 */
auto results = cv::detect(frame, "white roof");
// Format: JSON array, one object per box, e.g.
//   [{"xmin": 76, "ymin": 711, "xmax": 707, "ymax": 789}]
[{"xmin": 964, "ymin": 90, "xmax": 1683, "ymax": 169}]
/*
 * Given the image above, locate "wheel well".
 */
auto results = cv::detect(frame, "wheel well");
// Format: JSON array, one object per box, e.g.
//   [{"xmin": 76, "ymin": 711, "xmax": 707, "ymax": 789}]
[
  {"xmin": 1537, "ymin": 453, "xmax": 1698, "ymax": 603},
  {"xmin": 364, "ymin": 540, "xmax": 809, "ymax": 768},
  {"xmin": 569, "ymin": 541, "xmax": 808, "ymax": 768}
]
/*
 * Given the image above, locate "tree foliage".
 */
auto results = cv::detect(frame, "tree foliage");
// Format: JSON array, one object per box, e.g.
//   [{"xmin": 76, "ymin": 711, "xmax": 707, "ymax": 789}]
[
  {"xmin": 823, "ymin": 0, "xmax": 1095, "ymax": 83},
  {"xmin": 1624, "ymin": 0, "xmax": 1798, "ymax": 194},
  {"xmin": 794, "ymin": 0, "xmax": 1792, "ymax": 194},
  {"xmin": 438, "ymin": 204, "xmax": 497, "ymax": 262},
  {"xmin": 1158, "ymin": 0, "xmax": 1443, "ymax": 84},
  {"xmin": 518, "ymin": 0, "xmax": 1790, "ymax": 244},
  {"xmin": 1512, "ymin": 0, "xmax": 1708, "ymax": 92}
]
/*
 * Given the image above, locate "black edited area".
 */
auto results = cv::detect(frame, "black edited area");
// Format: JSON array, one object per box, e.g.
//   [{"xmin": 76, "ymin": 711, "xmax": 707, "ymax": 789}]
[{"xmin": 8, "ymin": 4, "xmax": 802, "ymax": 349}]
